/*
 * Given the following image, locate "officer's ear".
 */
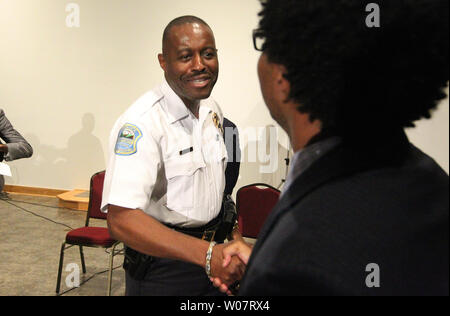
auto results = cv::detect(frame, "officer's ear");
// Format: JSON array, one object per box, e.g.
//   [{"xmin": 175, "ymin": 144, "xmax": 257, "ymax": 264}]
[{"xmin": 158, "ymin": 53, "xmax": 167, "ymax": 72}]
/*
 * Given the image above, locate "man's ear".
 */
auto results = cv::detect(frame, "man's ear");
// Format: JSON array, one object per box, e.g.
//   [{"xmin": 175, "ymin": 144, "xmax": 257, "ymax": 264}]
[
  {"xmin": 158, "ymin": 53, "xmax": 166, "ymax": 72},
  {"xmin": 275, "ymin": 64, "xmax": 291, "ymax": 102}
]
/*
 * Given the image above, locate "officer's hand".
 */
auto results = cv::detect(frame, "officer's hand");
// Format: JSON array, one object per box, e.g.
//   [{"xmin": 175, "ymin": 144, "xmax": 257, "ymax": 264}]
[
  {"xmin": 210, "ymin": 243, "xmax": 245, "ymax": 287},
  {"xmin": 210, "ymin": 240, "xmax": 253, "ymax": 295}
]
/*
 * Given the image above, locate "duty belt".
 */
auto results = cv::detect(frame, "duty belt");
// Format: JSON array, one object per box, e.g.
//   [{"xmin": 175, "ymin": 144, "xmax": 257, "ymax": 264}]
[{"xmin": 166, "ymin": 214, "xmax": 223, "ymax": 242}]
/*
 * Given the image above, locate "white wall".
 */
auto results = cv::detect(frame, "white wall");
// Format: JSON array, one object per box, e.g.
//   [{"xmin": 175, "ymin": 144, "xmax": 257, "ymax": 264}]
[{"xmin": 1, "ymin": 0, "xmax": 448, "ymax": 192}]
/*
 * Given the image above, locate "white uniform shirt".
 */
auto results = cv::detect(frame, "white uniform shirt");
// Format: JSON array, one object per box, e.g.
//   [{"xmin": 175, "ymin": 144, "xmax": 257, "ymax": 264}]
[{"xmin": 101, "ymin": 80, "xmax": 228, "ymax": 228}]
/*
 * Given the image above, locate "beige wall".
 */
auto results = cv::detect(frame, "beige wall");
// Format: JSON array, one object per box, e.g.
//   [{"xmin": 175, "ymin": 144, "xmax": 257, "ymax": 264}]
[
  {"xmin": 1, "ymin": 0, "xmax": 448, "ymax": 192},
  {"xmin": 406, "ymin": 88, "xmax": 449, "ymax": 174}
]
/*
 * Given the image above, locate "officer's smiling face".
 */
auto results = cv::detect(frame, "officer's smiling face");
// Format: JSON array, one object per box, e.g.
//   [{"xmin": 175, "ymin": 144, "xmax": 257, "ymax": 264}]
[{"xmin": 158, "ymin": 23, "xmax": 219, "ymax": 107}]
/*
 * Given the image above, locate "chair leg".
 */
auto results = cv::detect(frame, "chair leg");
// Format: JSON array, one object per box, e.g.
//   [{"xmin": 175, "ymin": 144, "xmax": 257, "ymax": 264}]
[
  {"xmin": 79, "ymin": 246, "xmax": 86, "ymax": 274},
  {"xmin": 107, "ymin": 242, "xmax": 120, "ymax": 296},
  {"xmin": 56, "ymin": 242, "xmax": 66, "ymax": 295}
]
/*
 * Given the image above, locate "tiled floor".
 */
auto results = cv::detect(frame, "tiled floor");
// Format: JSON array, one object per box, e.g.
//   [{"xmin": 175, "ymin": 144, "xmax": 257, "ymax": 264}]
[{"xmin": 0, "ymin": 193, "xmax": 125, "ymax": 296}]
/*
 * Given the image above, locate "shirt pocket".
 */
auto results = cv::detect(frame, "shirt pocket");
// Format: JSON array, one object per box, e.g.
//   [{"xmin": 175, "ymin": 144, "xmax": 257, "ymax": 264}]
[
  {"xmin": 203, "ymin": 133, "xmax": 228, "ymax": 165},
  {"xmin": 164, "ymin": 152, "xmax": 205, "ymax": 212}
]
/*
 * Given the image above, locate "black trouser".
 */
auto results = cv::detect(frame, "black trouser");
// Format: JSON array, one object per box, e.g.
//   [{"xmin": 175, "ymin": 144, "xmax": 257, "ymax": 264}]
[
  {"xmin": 124, "ymin": 212, "xmax": 230, "ymax": 296},
  {"xmin": 125, "ymin": 256, "xmax": 225, "ymax": 296}
]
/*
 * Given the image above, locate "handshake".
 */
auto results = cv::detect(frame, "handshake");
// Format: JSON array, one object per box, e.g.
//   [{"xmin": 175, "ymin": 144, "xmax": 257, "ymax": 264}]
[{"xmin": 207, "ymin": 238, "xmax": 253, "ymax": 295}]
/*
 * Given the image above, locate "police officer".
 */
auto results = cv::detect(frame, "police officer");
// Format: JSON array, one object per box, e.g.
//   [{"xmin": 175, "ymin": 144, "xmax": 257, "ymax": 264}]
[
  {"xmin": 101, "ymin": 16, "xmax": 244, "ymax": 296},
  {"xmin": 0, "ymin": 109, "xmax": 33, "ymax": 197}
]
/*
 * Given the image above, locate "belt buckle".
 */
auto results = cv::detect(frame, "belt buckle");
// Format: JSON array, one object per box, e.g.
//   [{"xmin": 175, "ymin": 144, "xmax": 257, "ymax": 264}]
[{"xmin": 202, "ymin": 230, "xmax": 216, "ymax": 242}]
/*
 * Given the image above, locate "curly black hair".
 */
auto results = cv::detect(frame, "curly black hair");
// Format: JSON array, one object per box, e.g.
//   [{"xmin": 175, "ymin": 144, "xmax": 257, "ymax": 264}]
[{"xmin": 257, "ymin": 0, "xmax": 449, "ymax": 132}]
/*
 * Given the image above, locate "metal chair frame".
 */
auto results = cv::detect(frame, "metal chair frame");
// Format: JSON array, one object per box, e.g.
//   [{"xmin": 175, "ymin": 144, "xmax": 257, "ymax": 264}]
[{"xmin": 55, "ymin": 171, "xmax": 122, "ymax": 296}]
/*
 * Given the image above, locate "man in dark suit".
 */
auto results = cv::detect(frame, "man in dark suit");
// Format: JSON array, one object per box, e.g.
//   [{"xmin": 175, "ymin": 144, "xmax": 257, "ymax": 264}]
[
  {"xmin": 213, "ymin": 0, "xmax": 449, "ymax": 295},
  {"xmin": 0, "ymin": 109, "xmax": 33, "ymax": 197}
]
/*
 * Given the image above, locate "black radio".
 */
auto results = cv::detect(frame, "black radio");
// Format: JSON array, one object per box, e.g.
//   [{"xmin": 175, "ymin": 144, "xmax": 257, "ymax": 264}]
[{"xmin": 214, "ymin": 195, "xmax": 238, "ymax": 242}]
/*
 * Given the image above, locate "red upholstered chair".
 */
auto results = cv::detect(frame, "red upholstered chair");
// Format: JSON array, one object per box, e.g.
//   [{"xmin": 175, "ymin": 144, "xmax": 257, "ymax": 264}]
[
  {"xmin": 236, "ymin": 183, "xmax": 281, "ymax": 239},
  {"xmin": 56, "ymin": 171, "xmax": 121, "ymax": 296}
]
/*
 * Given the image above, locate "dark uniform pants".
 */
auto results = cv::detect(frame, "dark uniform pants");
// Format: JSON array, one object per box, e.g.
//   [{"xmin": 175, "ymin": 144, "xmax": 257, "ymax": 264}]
[{"xmin": 125, "ymin": 256, "xmax": 225, "ymax": 296}]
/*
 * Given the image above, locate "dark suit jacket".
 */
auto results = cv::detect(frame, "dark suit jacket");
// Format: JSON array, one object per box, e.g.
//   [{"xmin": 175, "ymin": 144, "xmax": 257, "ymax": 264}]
[
  {"xmin": 239, "ymin": 130, "xmax": 449, "ymax": 296},
  {"xmin": 0, "ymin": 109, "xmax": 33, "ymax": 191}
]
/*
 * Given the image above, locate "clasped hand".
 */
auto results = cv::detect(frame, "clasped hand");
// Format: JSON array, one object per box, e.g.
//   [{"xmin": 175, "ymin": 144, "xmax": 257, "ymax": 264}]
[{"xmin": 209, "ymin": 239, "xmax": 253, "ymax": 295}]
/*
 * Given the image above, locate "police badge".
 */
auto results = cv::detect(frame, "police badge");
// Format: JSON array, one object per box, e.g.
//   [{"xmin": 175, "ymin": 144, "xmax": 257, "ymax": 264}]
[{"xmin": 212, "ymin": 112, "xmax": 224, "ymax": 134}]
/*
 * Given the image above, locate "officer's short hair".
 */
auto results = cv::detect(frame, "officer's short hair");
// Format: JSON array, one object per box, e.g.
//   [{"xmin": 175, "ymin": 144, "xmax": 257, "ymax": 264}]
[{"xmin": 162, "ymin": 15, "xmax": 212, "ymax": 54}]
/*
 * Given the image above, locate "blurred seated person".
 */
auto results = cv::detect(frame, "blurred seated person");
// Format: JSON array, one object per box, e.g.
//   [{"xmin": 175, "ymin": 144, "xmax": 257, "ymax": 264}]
[{"xmin": 0, "ymin": 109, "xmax": 33, "ymax": 198}]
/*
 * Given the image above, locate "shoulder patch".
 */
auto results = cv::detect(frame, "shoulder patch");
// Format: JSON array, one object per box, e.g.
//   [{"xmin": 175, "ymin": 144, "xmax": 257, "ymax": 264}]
[{"xmin": 115, "ymin": 123, "xmax": 143, "ymax": 156}]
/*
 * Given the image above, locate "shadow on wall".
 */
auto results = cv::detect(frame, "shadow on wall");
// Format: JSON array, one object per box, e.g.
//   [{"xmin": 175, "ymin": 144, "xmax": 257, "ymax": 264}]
[
  {"xmin": 237, "ymin": 124, "xmax": 291, "ymax": 192},
  {"xmin": 9, "ymin": 113, "xmax": 105, "ymax": 190}
]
